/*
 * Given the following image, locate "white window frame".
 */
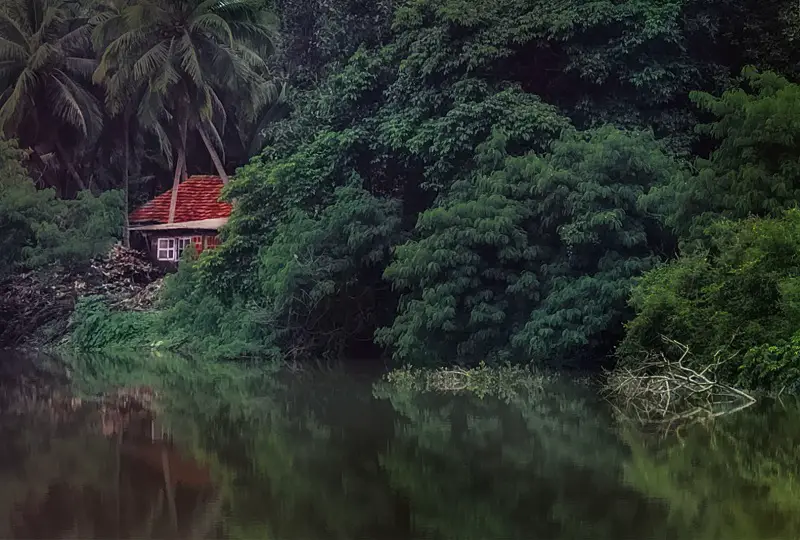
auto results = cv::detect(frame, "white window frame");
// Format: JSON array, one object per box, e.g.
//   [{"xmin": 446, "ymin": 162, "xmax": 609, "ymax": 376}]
[{"xmin": 157, "ymin": 238, "xmax": 176, "ymax": 261}]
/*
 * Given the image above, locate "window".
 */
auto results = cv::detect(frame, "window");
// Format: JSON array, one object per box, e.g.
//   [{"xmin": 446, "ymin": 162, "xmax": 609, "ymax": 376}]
[
  {"xmin": 192, "ymin": 236, "xmax": 204, "ymax": 254},
  {"xmin": 205, "ymin": 235, "xmax": 221, "ymax": 250},
  {"xmin": 157, "ymin": 238, "xmax": 175, "ymax": 261},
  {"xmin": 177, "ymin": 237, "xmax": 192, "ymax": 258}
]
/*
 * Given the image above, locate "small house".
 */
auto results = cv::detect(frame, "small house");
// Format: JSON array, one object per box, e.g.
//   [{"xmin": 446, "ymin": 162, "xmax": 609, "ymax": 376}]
[{"xmin": 129, "ymin": 175, "xmax": 231, "ymax": 265}]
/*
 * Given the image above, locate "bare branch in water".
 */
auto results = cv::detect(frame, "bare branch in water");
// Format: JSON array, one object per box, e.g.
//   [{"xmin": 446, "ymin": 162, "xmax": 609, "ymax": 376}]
[{"xmin": 604, "ymin": 336, "xmax": 756, "ymax": 429}]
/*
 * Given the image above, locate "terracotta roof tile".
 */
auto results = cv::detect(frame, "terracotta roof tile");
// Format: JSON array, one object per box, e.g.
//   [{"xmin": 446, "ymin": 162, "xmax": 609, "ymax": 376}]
[{"xmin": 129, "ymin": 175, "xmax": 232, "ymax": 224}]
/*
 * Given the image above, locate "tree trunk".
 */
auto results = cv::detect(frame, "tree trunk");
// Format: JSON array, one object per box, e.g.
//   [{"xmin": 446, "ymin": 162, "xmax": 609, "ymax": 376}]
[
  {"xmin": 197, "ymin": 122, "xmax": 229, "ymax": 184},
  {"xmin": 123, "ymin": 115, "xmax": 131, "ymax": 248},
  {"xmin": 55, "ymin": 140, "xmax": 86, "ymax": 193},
  {"xmin": 168, "ymin": 150, "xmax": 186, "ymax": 225},
  {"xmin": 168, "ymin": 114, "xmax": 189, "ymax": 224}
]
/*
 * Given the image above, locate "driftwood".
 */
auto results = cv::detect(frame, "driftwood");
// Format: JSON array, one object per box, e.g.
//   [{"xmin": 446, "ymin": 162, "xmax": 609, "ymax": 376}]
[
  {"xmin": 605, "ymin": 336, "xmax": 756, "ymax": 428},
  {"xmin": 0, "ymin": 244, "xmax": 165, "ymax": 347}
]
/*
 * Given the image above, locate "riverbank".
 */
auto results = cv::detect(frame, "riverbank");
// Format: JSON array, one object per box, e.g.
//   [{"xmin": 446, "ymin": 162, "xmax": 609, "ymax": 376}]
[{"xmin": 0, "ymin": 245, "xmax": 164, "ymax": 349}]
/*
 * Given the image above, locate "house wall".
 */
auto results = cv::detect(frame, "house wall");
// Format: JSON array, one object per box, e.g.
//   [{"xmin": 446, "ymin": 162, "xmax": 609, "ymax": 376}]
[{"xmin": 132, "ymin": 230, "xmax": 222, "ymax": 268}]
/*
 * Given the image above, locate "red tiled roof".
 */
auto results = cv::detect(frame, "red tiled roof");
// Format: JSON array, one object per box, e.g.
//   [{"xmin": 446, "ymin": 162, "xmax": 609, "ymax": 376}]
[{"xmin": 129, "ymin": 175, "xmax": 232, "ymax": 224}]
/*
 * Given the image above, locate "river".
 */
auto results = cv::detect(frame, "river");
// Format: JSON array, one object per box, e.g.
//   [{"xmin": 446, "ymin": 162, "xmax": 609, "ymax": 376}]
[{"xmin": 0, "ymin": 350, "xmax": 798, "ymax": 539}]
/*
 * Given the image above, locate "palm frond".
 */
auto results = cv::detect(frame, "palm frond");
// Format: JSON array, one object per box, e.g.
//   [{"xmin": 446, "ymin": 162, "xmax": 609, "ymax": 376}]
[
  {"xmin": 246, "ymin": 82, "xmax": 286, "ymax": 156},
  {"xmin": 147, "ymin": 47, "xmax": 180, "ymax": 96},
  {"xmin": 47, "ymin": 70, "xmax": 88, "ymax": 135},
  {"xmin": 189, "ymin": 13, "xmax": 234, "ymax": 46},
  {"xmin": 231, "ymin": 41, "xmax": 267, "ymax": 72},
  {"xmin": 207, "ymin": 84, "xmax": 226, "ymax": 126},
  {"xmin": 192, "ymin": 0, "xmax": 226, "ymax": 18},
  {"xmin": 90, "ymin": 10, "xmax": 124, "ymax": 50},
  {"xmin": 0, "ymin": 67, "xmax": 36, "ymax": 132},
  {"xmin": 0, "ymin": 37, "xmax": 29, "ymax": 63},
  {"xmin": 211, "ymin": 0, "xmax": 266, "ymax": 20},
  {"xmin": 64, "ymin": 55, "xmax": 96, "ymax": 77},
  {"xmin": 0, "ymin": 12, "xmax": 31, "ymax": 48},
  {"xmin": 132, "ymin": 39, "xmax": 170, "ymax": 80},
  {"xmin": 58, "ymin": 23, "xmax": 93, "ymax": 54},
  {"xmin": 0, "ymin": 60, "xmax": 23, "ymax": 80},
  {"xmin": 53, "ymin": 67, "xmax": 102, "ymax": 138},
  {"xmin": 29, "ymin": 42, "xmax": 59, "ymax": 70},
  {"xmin": 121, "ymin": 1, "xmax": 164, "ymax": 29},
  {"xmin": 176, "ymin": 30, "xmax": 204, "ymax": 88},
  {"xmin": 37, "ymin": 5, "xmax": 68, "ymax": 43},
  {"xmin": 228, "ymin": 20, "xmax": 274, "ymax": 55},
  {"xmin": 102, "ymin": 27, "xmax": 152, "ymax": 65}
]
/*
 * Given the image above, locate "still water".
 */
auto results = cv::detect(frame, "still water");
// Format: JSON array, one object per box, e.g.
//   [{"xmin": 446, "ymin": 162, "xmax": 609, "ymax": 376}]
[{"xmin": 0, "ymin": 351, "xmax": 798, "ymax": 540}]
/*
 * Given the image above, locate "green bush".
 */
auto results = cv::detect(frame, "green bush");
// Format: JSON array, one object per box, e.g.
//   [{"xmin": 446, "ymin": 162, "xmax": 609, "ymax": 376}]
[
  {"xmin": 739, "ymin": 335, "xmax": 800, "ymax": 394},
  {"xmin": 620, "ymin": 209, "xmax": 800, "ymax": 385},
  {"xmin": 157, "ymin": 255, "xmax": 278, "ymax": 360},
  {"xmin": 0, "ymin": 138, "xmax": 123, "ymax": 275},
  {"xmin": 646, "ymin": 69, "xmax": 800, "ymax": 239},
  {"xmin": 70, "ymin": 296, "xmax": 159, "ymax": 351}
]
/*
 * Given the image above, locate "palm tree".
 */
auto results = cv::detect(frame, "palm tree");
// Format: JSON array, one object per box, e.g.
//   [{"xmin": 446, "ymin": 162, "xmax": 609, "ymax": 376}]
[
  {"xmin": 0, "ymin": 0, "xmax": 101, "ymax": 192},
  {"xmin": 94, "ymin": 0, "xmax": 277, "ymax": 221}
]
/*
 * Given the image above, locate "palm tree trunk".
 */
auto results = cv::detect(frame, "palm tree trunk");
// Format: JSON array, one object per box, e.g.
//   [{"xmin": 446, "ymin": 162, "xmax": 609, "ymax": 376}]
[
  {"xmin": 123, "ymin": 115, "xmax": 131, "ymax": 248},
  {"xmin": 55, "ymin": 140, "xmax": 86, "ymax": 192},
  {"xmin": 168, "ymin": 150, "xmax": 186, "ymax": 224},
  {"xmin": 168, "ymin": 114, "xmax": 189, "ymax": 224},
  {"xmin": 197, "ymin": 122, "xmax": 229, "ymax": 184}
]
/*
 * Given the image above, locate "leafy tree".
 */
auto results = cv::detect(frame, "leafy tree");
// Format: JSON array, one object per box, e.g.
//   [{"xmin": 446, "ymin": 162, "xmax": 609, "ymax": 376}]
[
  {"xmin": 273, "ymin": 0, "xmax": 394, "ymax": 85},
  {"xmin": 378, "ymin": 127, "xmax": 681, "ymax": 367},
  {"xmin": 648, "ymin": 69, "xmax": 800, "ymax": 238},
  {"xmin": 255, "ymin": 185, "xmax": 403, "ymax": 359},
  {"xmin": 619, "ymin": 210, "xmax": 800, "ymax": 386},
  {"xmin": 0, "ymin": 0, "xmax": 100, "ymax": 193},
  {"xmin": 0, "ymin": 137, "xmax": 122, "ymax": 276}
]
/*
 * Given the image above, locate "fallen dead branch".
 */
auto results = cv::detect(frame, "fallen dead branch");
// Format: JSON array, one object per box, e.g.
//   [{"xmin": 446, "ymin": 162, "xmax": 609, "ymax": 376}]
[{"xmin": 605, "ymin": 336, "xmax": 755, "ymax": 428}]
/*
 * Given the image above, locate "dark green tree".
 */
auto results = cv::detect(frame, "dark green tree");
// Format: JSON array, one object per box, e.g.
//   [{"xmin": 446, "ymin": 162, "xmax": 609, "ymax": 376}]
[
  {"xmin": 0, "ymin": 137, "xmax": 122, "ymax": 276},
  {"xmin": 0, "ymin": 0, "xmax": 100, "ymax": 193},
  {"xmin": 378, "ymin": 127, "xmax": 682, "ymax": 367},
  {"xmin": 648, "ymin": 69, "xmax": 800, "ymax": 238}
]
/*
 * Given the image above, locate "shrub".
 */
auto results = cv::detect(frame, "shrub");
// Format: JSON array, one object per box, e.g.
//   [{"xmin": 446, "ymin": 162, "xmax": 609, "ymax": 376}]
[
  {"xmin": 70, "ymin": 296, "xmax": 158, "ymax": 351},
  {"xmin": 739, "ymin": 335, "xmax": 800, "ymax": 394},
  {"xmin": 0, "ymin": 138, "xmax": 123, "ymax": 275},
  {"xmin": 620, "ymin": 209, "xmax": 800, "ymax": 384}
]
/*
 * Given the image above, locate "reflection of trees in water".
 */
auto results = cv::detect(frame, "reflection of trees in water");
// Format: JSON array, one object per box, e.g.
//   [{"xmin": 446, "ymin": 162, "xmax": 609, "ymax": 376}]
[
  {"xmin": 53, "ymin": 352, "xmax": 800, "ymax": 540},
  {"xmin": 162, "ymin": 366, "xmax": 673, "ymax": 540},
  {"xmin": 620, "ymin": 398, "xmax": 800, "ymax": 540},
  {"xmin": 373, "ymin": 379, "xmax": 672, "ymax": 540},
  {"xmin": 0, "ymin": 356, "xmax": 223, "ymax": 540}
]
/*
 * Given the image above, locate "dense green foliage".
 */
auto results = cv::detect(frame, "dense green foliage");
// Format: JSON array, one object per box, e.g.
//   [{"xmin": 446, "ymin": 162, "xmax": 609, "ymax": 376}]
[
  {"xmin": 6, "ymin": 0, "xmax": 800, "ymax": 386},
  {"xmin": 0, "ymin": 138, "xmax": 122, "ymax": 275},
  {"xmin": 620, "ymin": 210, "xmax": 800, "ymax": 390},
  {"xmin": 649, "ymin": 69, "xmax": 800, "ymax": 238},
  {"xmin": 69, "ymin": 295, "xmax": 157, "ymax": 350},
  {"xmin": 378, "ymin": 127, "xmax": 679, "ymax": 366},
  {"xmin": 618, "ymin": 70, "xmax": 800, "ymax": 391}
]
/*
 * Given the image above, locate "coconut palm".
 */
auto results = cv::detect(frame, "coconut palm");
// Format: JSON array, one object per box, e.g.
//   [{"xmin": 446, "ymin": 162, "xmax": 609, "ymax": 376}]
[
  {"xmin": 94, "ymin": 0, "xmax": 277, "ymax": 212},
  {"xmin": 0, "ymin": 0, "xmax": 101, "ymax": 192}
]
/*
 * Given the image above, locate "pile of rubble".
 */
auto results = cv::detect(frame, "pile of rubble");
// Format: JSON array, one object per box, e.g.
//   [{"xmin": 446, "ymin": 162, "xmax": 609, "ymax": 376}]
[{"xmin": 0, "ymin": 245, "xmax": 166, "ymax": 347}]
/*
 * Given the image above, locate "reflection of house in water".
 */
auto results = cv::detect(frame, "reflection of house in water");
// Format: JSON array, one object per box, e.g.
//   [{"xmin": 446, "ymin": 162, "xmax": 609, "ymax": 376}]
[{"xmin": 6, "ymin": 392, "xmax": 222, "ymax": 539}]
